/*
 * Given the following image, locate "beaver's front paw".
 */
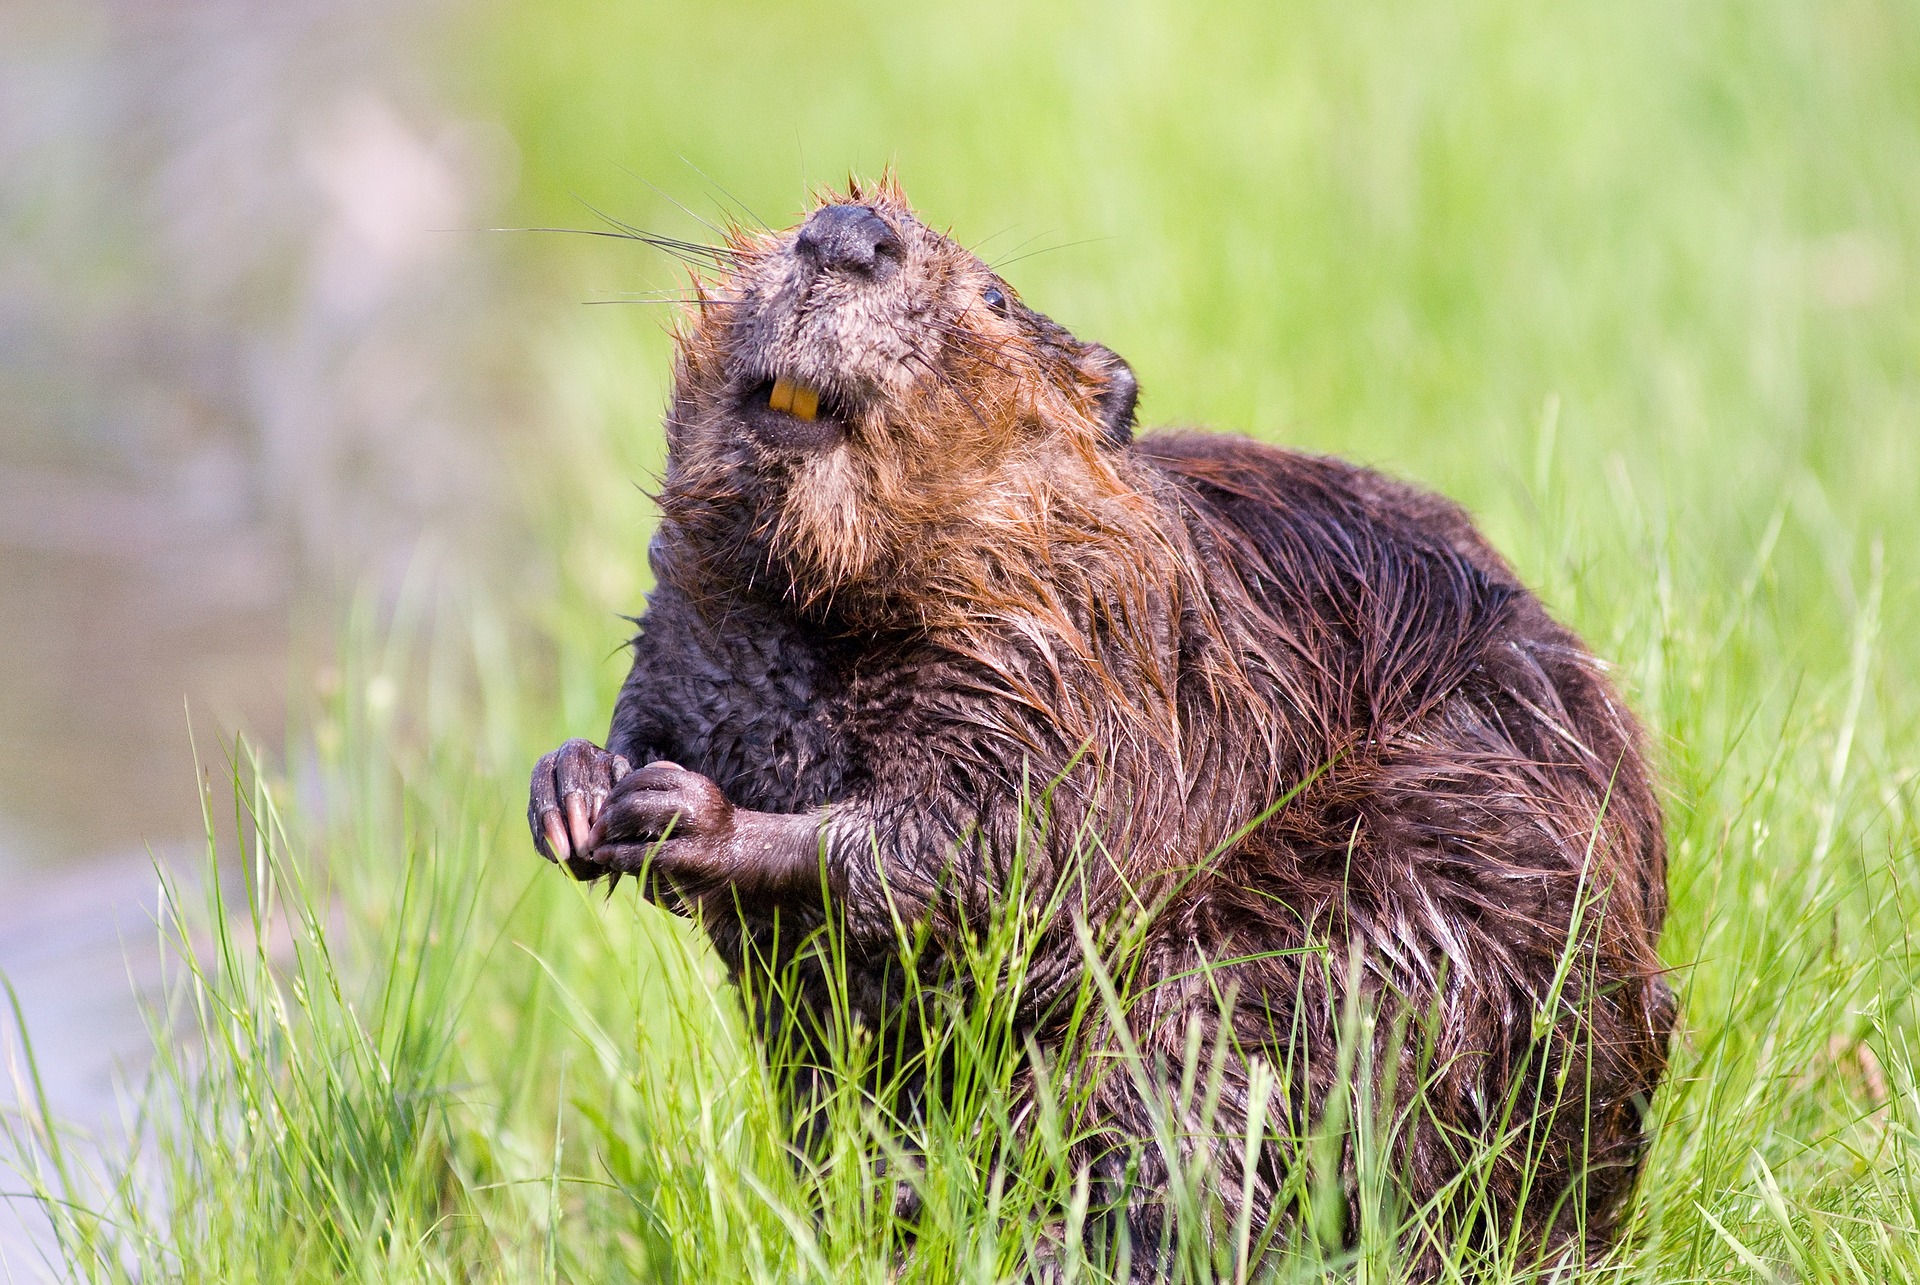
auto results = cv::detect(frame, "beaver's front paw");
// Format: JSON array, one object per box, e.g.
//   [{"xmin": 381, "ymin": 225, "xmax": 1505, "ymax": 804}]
[
  {"xmin": 528, "ymin": 738, "xmax": 631, "ymax": 879},
  {"xmin": 586, "ymin": 761, "xmax": 740, "ymax": 896}
]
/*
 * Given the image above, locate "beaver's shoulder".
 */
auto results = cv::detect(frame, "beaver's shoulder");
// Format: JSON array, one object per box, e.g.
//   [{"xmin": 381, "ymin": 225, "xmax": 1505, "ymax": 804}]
[
  {"xmin": 1133, "ymin": 428, "xmax": 1543, "ymax": 727},
  {"xmin": 1132, "ymin": 428, "xmax": 1516, "ymax": 587}
]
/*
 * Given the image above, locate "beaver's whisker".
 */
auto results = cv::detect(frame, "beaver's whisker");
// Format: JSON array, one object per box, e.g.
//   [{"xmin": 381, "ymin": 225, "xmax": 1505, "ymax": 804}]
[
  {"xmin": 989, "ymin": 234, "xmax": 1119, "ymax": 270},
  {"xmin": 963, "ymin": 223, "xmax": 1024, "ymax": 255},
  {"xmin": 506, "ymin": 223, "xmax": 739, "ymax": 272},
  {"xmin": 583, "ymin": 299, "xmax": 749, "ymax": 307},
  {"xmin": 617, "ymin": 165, "xmax": 735, "ymax": 240},
  {"xmin": 673, "ymin": 153, "xmax": 774, "ymax": 232},
  {"xmin": 919, "ymin": 328, "xmax": 1032, "ymax": 379},
  {"xmin": 920, "ymin": 320, "xmax": 1027, "ymax": 356},
  {"xmin": 586, "ymin": 292, "xmax": 749, "ymax": 304},
  {"xmin": 905, "ymin": 349, "xmax": 994, "ymax": 433},
  {"xmin": 577, "ymin": 198, "xmax": 745, "ymax": 267}
]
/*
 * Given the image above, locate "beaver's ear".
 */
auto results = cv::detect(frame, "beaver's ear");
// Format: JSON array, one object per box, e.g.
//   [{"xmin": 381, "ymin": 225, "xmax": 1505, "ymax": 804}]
[{"xmin": 1083, "ymin": 344, "xmax": 1138, "ymax": 446}]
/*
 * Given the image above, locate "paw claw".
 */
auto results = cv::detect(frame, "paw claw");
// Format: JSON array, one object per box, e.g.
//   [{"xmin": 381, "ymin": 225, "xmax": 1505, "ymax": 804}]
[
  {"xmin": 565, "ymin": 793, "xmax": 591, "ymax": 854},
  {"xmin": 543, "ymin": 813, "xmax": 572, "ymax": 861},
  {"xmin": 528, "ymin": 738, "xmax": 630, "ymax": 875}
]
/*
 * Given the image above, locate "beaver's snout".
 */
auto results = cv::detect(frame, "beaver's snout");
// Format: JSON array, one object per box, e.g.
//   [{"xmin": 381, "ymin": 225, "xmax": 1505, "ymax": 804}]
[{"xmin": 795, "ymin": 205, "xmax": 902, "ymax": 280}]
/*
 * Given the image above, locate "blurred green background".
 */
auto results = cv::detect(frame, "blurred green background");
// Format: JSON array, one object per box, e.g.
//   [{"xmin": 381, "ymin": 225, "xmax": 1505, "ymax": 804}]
[
  {"xmin": 5, "ymin": 0, "xmax": 1913, "ymax": 859},
  {"xmin": 469, "ymin": 0, "xmax": 1918, "ymax": 725}
]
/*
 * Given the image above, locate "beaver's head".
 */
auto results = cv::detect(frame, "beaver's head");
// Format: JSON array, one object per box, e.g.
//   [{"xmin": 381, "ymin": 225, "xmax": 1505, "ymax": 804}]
[{"xmin": 662, "ymin": 175, "xmax": 1142, "ymax": 618}]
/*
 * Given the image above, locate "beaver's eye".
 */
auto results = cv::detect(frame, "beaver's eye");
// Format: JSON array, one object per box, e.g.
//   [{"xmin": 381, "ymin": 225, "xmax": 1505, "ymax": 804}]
[{"xmin": 982, "ymin": 285, "xmax": 1009, "ymax": 315}]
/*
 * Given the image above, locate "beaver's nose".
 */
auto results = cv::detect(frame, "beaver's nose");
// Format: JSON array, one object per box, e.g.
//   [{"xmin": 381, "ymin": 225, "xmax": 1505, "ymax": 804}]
[{"xmin": 796, "ymin": 205, "xmax": 902, "ymax": 278}]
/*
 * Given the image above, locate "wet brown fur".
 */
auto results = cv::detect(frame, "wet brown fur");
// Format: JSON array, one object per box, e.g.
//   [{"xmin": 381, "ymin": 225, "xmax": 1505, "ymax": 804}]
[{"xmin": 536, "ymin": 175, "xmax": 1673, "ymax": 1277}]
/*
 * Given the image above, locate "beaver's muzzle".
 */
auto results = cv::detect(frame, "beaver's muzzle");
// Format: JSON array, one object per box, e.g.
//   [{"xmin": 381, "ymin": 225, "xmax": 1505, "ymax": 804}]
[{"xmin": 795, "ymin": 204, "xmax": 902, "ymax": 281}]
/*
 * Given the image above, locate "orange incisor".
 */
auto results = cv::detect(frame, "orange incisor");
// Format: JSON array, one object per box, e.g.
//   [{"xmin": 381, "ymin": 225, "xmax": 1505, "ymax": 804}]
[{"xmin": 769, "ymin": 377, "xmax": 820, "ymax": 421}]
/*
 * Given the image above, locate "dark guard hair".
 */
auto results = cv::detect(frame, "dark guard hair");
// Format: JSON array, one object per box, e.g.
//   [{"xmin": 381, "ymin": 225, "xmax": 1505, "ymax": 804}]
[{"xmin": 527, "ymin": 174, "xmax": 1673, "ymax": 1279}]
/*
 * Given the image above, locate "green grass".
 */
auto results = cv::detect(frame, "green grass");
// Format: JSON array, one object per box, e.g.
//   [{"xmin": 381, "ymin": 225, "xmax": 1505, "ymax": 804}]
[{"xmin": 10, "ymin": 0, "xmax": 1920, "ymax": 1279}]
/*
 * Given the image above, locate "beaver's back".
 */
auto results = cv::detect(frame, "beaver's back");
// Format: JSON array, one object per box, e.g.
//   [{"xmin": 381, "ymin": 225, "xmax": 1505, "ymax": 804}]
[
  {"xmin": 1099, "ymin": 431, "xmax": 1669, "ymax": 1263},
  {"xmin": 1137, "ymin": 429, "xmax": 1529, "ymax": 739}
]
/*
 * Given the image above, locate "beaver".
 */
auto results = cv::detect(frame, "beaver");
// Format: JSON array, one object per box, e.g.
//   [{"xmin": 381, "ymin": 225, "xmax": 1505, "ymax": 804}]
[{"xmin": 527, "ymin": 175, "xmax": 1673, "ymax": 1277}]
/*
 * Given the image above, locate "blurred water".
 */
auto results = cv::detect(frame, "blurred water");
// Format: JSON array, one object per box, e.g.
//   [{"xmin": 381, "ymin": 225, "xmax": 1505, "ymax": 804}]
[
  {"xmin": 0, "ymin": 0, "xmax": 520, "ymax": 867},
  {"xmin": 0, "ymin": 0, "xmax": 520, "ymax": 1266}
]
